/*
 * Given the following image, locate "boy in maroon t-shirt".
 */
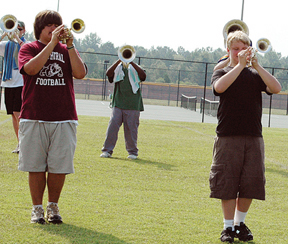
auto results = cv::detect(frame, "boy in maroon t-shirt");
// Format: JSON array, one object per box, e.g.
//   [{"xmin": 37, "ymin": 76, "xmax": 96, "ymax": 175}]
[{"xmin": 18, "ymin": 10, "xmax": 87, "ymax": 225}]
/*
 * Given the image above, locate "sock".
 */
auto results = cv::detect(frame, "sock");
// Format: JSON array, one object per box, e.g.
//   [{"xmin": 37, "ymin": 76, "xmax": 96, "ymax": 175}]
[
  {"xmin": 47, "ymin": 202, "xmax": 58, "ymax": 206},
  {"xmin": 234, "ymin": 210, "xmax": 247, "ymax": 226},
  {"xmin": 33, "ymin": 204, "xmax": 43, "ymax": 209},
  {"xmin": 223, "ymin": 219, "xmax": 235, "ymax": 231}
]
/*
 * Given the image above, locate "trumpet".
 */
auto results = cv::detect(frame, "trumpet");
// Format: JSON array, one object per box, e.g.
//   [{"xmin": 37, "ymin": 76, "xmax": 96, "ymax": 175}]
[
  {"xmin": 71, "ymin": 18, "xmax": 85, "ymax": 33},
  {"xmin": 256, "ymin": 38, "xmax": 271, "ymax": 53},
  {"xmin": 118, "ymin": 45, "xmax": 136, "ymax": 65},
  {"xmin": 223, "ymin": 19, "xmax": 249, "ymax": 47},
  {"xmin": 251, "ymin": 38, "xmax": 272, "ymax": 60},
  {"xmin": 60, "ymin": 18, "xmax": 85, "ymax": 44},
  {"xmin": 0, "ymin": 14, "xmax": 19, "ymax": 42}
]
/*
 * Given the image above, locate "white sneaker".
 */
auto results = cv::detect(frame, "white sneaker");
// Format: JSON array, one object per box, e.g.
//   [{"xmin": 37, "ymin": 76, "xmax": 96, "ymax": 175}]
[
  {"xmin": 12, "ymin": 144, "xmax": 20, "ymax": 154},
  {"xmin": 100, "ymin": 152, "xmax": 111, "ymax": 158},
  {"xmin": 127, "ymin": 154, "xmax": 137, "ymax": 160},
  {"xmin": 46, "ymin": 203, "xmax": 62, "ymax": 224},
  {"xmin": 31, "ymin": 206, "xmax": 46, "ymax": 224}
]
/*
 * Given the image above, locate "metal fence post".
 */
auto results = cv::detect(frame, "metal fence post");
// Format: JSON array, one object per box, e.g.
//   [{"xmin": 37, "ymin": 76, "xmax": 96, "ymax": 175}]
[
  {"xmin": 268, "ymin": 68, "xmax": 275, "ymax": 128},
  {"xmin": 176, "ymin": 70, "xmax": 180, "ymax": 107},
  {"xmin": 202, "ymin": 63, "xmax": 208, "ymax": 123}
]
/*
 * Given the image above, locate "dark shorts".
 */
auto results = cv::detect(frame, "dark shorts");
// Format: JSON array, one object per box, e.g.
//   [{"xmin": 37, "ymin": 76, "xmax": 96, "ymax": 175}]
[
  {"xmin": 4, "ymin": 87, "xmax": 23, "ymax": 114},
  {"xmin": 209, "ymin": 135, "xmax": 266, "ymax": 200}
]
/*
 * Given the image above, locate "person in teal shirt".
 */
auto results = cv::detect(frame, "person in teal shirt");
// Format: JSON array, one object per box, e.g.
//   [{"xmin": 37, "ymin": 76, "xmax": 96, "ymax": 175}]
[{"xmin": 100, "ymin": 59, "xmax": 146, "ymax": 159}]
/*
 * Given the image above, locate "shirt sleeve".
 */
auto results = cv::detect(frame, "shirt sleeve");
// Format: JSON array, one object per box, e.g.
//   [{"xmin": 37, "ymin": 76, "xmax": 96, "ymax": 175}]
[
  {"xmin": 18, "ymin": 43, "xmax": 35, "ymax": 75},
  {"xmin": 211, "ymin": 69, "xmax": 226, "ymax": 96}
]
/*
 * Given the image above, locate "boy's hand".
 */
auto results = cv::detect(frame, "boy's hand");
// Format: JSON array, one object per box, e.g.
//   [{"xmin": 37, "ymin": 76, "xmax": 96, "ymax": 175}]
[
  {"xmin": 51, "ymin": 25, "xmax": 65, "ymax": 45},
  {"xmin": 237, "ymin": 48, "xmax": 250, "ymax": 67}
]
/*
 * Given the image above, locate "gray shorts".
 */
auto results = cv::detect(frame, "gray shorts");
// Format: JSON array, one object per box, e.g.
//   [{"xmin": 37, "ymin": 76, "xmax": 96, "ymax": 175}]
[
  {"xmin": 18, "ymin": 121, "xmax": 77, "ymax": 174},
  {"xmin": 209, "ymin": 135, "xmax": 265, "ymax": 200}
]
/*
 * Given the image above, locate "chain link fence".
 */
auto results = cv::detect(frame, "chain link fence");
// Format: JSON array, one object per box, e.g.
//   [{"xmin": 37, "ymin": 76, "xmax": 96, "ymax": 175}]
[{"xmin": 1, "ymin": 53, "xmax": 288, "ymax": 126}]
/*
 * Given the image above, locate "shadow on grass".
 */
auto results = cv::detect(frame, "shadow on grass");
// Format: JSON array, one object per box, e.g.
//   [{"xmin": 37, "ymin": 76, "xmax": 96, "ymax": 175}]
[
  {"xmin": 266, "ymin": 167, "xmax": 288, "ymax": 178},
  {"xmin": 35, "ymin": 223, "xmax": 130, "ymax": 244},
  {"xmin": 111, "ymin": 157, "xmax": 176, "ymax": 171},
  {"xmin": 233, "ymin": 241, "xmax": 256, "ymax": 244}
]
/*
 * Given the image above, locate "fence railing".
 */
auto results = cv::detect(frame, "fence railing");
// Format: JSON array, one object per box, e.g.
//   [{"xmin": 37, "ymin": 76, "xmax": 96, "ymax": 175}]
[{"xmin": 1, "ymin": 53, "xmax": 288, "ymax": 127}]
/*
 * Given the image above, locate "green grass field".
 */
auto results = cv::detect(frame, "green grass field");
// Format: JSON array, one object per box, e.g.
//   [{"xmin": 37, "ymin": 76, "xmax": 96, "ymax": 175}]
[{"xmin": 0, "ymin": 110, "xmax": 287, "ymax": 243}]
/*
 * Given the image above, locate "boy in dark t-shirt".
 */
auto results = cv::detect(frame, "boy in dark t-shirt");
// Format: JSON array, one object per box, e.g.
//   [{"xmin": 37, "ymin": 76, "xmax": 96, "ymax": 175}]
[{"xmin": 209, "ymin": 30, "xmax": 281, "ymax": 243}]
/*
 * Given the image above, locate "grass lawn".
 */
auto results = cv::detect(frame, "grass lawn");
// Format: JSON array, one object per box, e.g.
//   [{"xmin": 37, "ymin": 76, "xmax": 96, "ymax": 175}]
[{"xmin": 0, "ymin": 110, "xmax": 287, "ymax": 243}]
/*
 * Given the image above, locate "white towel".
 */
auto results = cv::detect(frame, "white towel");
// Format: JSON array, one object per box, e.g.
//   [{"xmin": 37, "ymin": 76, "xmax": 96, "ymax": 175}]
[{"xmin": 113, "ymin": 63, "xmax": 140, "ymax": 94}]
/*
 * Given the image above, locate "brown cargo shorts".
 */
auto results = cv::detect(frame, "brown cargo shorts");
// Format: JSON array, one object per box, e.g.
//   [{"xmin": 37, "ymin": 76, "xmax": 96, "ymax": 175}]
[{"xmin": 209, "ymin": 135, "xmax": 266, "ymax": 200}]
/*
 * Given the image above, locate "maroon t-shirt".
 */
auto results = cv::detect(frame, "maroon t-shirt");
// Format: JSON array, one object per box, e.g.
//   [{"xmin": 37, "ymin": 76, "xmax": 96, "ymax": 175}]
[{"xmin": 18, "ymin": 41, "xmax": 78, "ymax": 121}]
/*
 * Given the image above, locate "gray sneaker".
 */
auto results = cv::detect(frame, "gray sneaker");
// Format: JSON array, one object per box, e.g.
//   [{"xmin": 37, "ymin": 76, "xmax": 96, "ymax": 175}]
[
  {"xmin": 46, "ymin": 203, "xmax": 63, "ymax": 224},
  {"xmin": 31, "ymin": 206, "xmax": 46, "ymax": 224}
]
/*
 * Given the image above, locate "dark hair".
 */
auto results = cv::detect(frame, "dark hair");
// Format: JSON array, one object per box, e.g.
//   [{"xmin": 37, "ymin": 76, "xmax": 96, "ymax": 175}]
[{"xmin": 34, "ymin": 10, "xmax": 62, "ymax": 40}]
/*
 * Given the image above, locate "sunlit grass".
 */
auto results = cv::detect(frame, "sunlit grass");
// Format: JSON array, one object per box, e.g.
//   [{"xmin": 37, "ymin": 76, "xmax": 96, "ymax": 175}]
[{"xmin": 0, "ymin": 110, "xmax": 287, "ymax": 243}]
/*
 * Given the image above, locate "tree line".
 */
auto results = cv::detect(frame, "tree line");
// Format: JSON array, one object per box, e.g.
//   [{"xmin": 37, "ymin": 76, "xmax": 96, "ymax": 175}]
[{"xmin": 22, "ymin": 32, "xmax": 288, "ymax": 91}]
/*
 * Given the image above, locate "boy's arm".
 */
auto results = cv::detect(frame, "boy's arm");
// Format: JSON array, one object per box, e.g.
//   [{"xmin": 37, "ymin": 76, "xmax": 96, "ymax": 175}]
[
  {"xmin": 23, "ymin": 26, "xmax": 63, "ymax": 76},
  {"xmin": 106, "ymin": 59, "xmax": 121, "ymax": 83},
  {"xmin": 213, "ymin": 57, "xmax": 230, "ymax": 71},
  {"xmin": 130, "ymin": 62, "xmax": 146, "ymax": 81},
  {"xmin": 213, "ymin": 48, "xmax": 251, "ymax": 93},
  {"xmin": 213, "ymin": 63, "xmax": 245, "ymax": 93},
  {"xmin": 252, "ymin": 59, "xmax": 282, "ymax": 94}
]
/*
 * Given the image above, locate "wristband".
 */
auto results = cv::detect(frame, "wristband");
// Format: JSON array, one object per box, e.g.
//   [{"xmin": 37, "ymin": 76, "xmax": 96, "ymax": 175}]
[{"xmin": 67, "ymin": 44, "xmax": 75, "ymax": 50}]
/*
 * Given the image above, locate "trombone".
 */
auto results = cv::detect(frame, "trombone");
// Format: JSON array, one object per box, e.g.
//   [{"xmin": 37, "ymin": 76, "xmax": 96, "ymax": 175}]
[
  {"xmin": 60, "ymin": 18, "xmax": 85, "ymax": 44},
  {"xmin": 118, "ymin": 45, "xmax": 136, "ymax": 66}
]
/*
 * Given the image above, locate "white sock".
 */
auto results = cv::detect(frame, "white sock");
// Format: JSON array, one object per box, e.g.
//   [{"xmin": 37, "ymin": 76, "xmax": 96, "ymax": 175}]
[
  {"xmin": 47, "ymin": 202, "xmax": 58, "ymax": 206},
  {"xmin": 234, "ymin": 210, "xmax": 247, "ymax": 226},
  {"xmin": 223, "ymin": 219, "xmax": 235, "ymax": 231},
  {"xmin": 33, "ymin": 204, "xmax": 43, "ymax": 209}
]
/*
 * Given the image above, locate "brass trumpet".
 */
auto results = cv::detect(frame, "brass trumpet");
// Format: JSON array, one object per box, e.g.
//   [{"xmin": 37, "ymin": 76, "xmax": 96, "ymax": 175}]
[
  {"xmin": 118, "ymin": 45, "xmax": 136, "ymax": 65},
  {"xmin": 60, "ymin": 18, "xmax": 85, "ymax": 44},
  {"xmin": 0, "ymin": 14, "xmax": 19, "ymax": 42},
  {"xmin": 71, "ymin": 18, "xmax": 85, "ymax": 33}
]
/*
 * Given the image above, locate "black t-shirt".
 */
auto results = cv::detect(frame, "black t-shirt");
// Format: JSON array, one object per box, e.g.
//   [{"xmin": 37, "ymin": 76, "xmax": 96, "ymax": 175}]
[{"xmin": 211, "ymin": 66, "xmax": 271, "ymax": 137}]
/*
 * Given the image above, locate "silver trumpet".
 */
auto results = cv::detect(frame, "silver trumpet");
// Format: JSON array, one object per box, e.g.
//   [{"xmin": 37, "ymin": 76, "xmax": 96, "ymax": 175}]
[
  {"xmin": 0, "ymin": 14, "xmax": 20, "ymax": 43},
  {"xmin": 256, "ymin": 38, "xmax": 272, "ymax": 53},
  {"xmin": 60, "ymin": 18, "xmax": 85, "ymax": 44},
  {"xmin": 251, "ymin": 38, "xmax": 272, "ymax": 59},
  {"xmin": 118, "ymin": 45, "xmax": 136, "ymax": 66}
]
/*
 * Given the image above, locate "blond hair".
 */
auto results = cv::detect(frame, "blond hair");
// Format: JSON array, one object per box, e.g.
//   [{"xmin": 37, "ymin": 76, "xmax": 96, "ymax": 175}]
[{"xmin": 226, "ymin": 30, "xmax": 250, "ymax": 49}]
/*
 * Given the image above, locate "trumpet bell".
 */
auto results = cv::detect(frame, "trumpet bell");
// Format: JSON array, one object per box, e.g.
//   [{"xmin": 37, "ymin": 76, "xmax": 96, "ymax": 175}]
[
  {"xmin": 71, "ymin": 18, "xmax": 85, "ymax": 33},
  {"xmin": 223, "ymin": 19, "xmax": 249, "ymax": 47},
  {"xmin": 118, "ymin": 45, "xmax": 136, "ymax": 63},
  {"xmin": 0, "ymin": 14, "xmax": 18, "ymax": 33},
  {"xmin": 256, "ymin": 38, "xmax": 271, "ymax": 53}
]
